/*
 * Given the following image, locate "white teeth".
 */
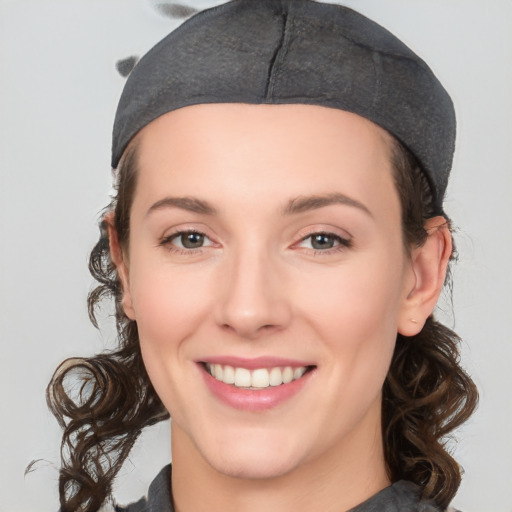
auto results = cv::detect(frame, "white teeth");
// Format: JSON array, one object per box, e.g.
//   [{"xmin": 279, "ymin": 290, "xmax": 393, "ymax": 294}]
[
  {"xmin": 269, "ymin": 367, "xmax": 283, "ymax": 386},
  {"xmin": 294, "ymin": 367, "xmax": 306, "ymax": 379},
  {"xmin": 214, "ymin": 364, "xmax": 223, "ymax": 381},
  {"xmin": 206, "ymin": 363, "xmax": 309, "ymax": 389},
  {"xmin": 234, "ymin": 367, "xmax": 251, "ymax": 387},
  {"xmin": 251, "ymin": 369, "xmax": 270, "ymax": 388},
  {"xmin": 223, "ymin": 365, "xmax": 235, "ymax": 384},
  {"xmin": 282, "ymin": 366, "xmax": 293, "ymax": 384}
]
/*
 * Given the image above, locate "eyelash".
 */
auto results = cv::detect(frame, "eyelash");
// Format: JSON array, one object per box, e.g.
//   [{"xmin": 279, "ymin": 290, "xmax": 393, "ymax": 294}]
[
  {"xmin": 160, "ymin": 229, "xmax": 352, "ymax": 257},
  {"xmin": 295, "ymin": 231, "xmax": 352, "ymax": 255},
  {"xmin": 159, "ymin": 230, "xmax": 213, "ymax": 255}
]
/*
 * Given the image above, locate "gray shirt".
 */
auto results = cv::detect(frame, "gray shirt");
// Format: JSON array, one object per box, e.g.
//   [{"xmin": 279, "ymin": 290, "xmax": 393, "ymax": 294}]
[{"xmin": 115, "ymin": 465, "xmax": 455, "ymax": 512}]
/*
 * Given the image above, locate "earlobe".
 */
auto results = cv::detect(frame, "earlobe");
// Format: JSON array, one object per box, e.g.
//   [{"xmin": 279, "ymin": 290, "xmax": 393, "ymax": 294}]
[
  {"xmin": 398, "ymin": 217, "xmax": 452, "ymax": 336},
  {"xmin": 104, "ymin": 211, "xmax": 136, "ymax": 320}
]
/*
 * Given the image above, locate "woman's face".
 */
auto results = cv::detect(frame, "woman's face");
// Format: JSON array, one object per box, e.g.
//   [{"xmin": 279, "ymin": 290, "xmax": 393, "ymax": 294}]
[{"xmin": 119, "ymin": 104, "xmax": 417, "ymax": 479}]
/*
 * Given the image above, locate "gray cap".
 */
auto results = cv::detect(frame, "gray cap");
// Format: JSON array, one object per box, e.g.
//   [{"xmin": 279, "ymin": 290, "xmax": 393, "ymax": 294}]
[{"xmin": 112, "ymin": 0, "xmax": 455, "ymax": 213}]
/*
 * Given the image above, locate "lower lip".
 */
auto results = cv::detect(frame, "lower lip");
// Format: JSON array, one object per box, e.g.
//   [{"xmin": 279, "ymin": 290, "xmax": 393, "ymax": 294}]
[{"xmin": 200, "ymin": 365, "xmax": 313, "ymax": 412}]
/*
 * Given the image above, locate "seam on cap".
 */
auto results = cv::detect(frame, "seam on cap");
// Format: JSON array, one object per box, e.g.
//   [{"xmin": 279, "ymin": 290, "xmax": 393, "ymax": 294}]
[
  {"xmin": 304, "ymin": 6, "xmax": 432, "ymax": 74},
  {"xmin": 266, "ymin": 8, "xmax": 291, "ymax": 99},
  {"xmin": 371, "ymin": 51, "xmax": 383, "ymax": 111}
]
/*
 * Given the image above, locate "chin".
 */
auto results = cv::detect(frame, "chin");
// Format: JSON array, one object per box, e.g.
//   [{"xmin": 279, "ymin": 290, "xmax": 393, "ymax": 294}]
[
  {"xmin": 206, "ymin": 452, "xmax": 301, "ymax": 481},
  {"xmin": 196, "ymin": 429, "xmax": 307, "ymax": 481}
]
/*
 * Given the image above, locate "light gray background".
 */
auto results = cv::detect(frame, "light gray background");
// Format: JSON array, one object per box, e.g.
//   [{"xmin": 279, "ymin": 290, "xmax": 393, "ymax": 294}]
[{"xmin": 1, "ymin": 1, "xmax": 511, "ymax": 510}]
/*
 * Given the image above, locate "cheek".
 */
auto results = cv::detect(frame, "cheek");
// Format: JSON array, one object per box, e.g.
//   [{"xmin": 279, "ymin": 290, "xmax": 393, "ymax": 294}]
[
  {"xmin": 126, "ymin": 254, "xmax": 214, "ymax": 384},
  {"xmin": 128, "ymin": 264, "xmax": 219, "ymax": 425},
  {"xmin": 132, "ymin": 273, "xmax": 201, "ymax": 330},
  {"xmin": 131, "ymin": 264, "xmax": 210, "ymax": 332},
  {"xmin": 301, "ymin": 250, "xmax": 406, "ymax": 332},
  {"xmin": 298, "ymin": 251, "xmax": 407, "ymax": 389}
]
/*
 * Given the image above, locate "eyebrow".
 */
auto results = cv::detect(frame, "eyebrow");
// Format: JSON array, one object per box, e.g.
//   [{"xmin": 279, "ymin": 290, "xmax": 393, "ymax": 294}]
[
  {"xmin": 146, "ymin": 196, "xmax": 217, "ymax": 216},
  {"xmin": 146, "ymin": 192, "xmax": 371, "ymax": 218},
  {"xmin": 284, "ymin": 193, "xmax": 372, "ymax": 217}
]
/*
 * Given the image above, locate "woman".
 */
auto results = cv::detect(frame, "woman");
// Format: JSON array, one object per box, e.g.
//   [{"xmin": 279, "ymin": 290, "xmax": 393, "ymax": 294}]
[{"xmin": 48, "ymin": 1, "xmax": 478, "ymax": 511}]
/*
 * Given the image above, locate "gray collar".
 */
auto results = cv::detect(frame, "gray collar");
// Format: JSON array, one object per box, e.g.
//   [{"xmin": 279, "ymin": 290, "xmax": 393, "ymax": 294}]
[{"xmin": 117, "ymin": 464, "xmax": 443, "ymax": 512}]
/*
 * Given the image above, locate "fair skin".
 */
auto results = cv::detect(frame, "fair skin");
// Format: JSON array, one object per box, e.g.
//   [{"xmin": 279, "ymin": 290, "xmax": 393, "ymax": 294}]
[{"xmin": 108, "ymin": 104, "xmax": 451, "ymax": 512}]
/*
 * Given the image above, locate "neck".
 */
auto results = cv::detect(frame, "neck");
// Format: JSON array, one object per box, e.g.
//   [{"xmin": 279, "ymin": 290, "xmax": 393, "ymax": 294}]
[{"xmin": 170, "ymin": 412, "xmax": 390, "ymax": 512}]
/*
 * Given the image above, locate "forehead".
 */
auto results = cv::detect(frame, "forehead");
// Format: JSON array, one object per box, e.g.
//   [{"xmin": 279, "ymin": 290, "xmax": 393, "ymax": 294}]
[
  {"xmin": 136, "ymin": 103, "xmax": 392, "ymax": 151},
  {"xmin": 132, "ymin": 103, "xmax": 399, "ymax": 219}
]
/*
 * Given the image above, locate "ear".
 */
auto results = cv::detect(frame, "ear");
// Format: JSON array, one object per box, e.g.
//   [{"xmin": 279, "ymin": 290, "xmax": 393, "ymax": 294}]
[
  {"xmin": 398, "ymin": 216, "xmax": 453, "ymax": 336},
  {"xmin": 104, "ymin": 211, "xmax": 136, "ymax": 320}
]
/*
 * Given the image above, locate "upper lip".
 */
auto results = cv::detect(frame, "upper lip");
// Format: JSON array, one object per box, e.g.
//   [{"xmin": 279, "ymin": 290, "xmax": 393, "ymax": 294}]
[{"xmin": 197, "ymin": 355, "xmax": 315, "ymax": 370}]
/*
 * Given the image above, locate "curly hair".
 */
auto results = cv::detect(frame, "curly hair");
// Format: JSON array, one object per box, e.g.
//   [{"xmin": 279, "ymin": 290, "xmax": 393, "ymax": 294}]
[
  {"xmin": 383, "ymin": 140, "xmax": 478, "ymax": 508},
  {"xmin": 47, "ymin": 137, "xmax": 478, "ymax": 512}
]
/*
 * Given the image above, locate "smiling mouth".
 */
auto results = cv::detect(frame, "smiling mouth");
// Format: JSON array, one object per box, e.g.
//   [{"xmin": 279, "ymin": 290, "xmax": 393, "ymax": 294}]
[{"xmin": 203, "ymin": 363, "xmax": 314, "ymax": 389}]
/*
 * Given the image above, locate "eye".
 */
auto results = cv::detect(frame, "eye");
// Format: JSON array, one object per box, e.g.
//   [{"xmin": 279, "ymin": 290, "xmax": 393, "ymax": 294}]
[
  {"xmin": 298, "ymin": 232, "xmax": 351, "ymax": 251},
  {"xmin": 162, "ymin": 230, "xmax": 214, "ymax": 250},
  {"xmin": 177, "ymin": 232, "xmax": 206, "ymax": 249}
]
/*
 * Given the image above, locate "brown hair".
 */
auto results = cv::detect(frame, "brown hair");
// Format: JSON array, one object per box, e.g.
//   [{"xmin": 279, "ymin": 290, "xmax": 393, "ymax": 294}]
[
  {"xmin": 383, "ymin": 141, "xmax": 478, "ymax": 506},
  {"xmin": 47, "ymin": 138, "xmax": 478, "ymax": 512}
]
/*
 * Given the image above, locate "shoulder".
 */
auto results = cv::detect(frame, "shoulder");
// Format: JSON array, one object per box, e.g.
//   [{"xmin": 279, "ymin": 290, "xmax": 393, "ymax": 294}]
[
  {"xmin": 349, "ymin": 480, "xmax": 453, "ymax": 511},
  {"xmin": 113, "ymin": 472, "xmax": 464, "ymax": 512},
  {"xmin": 114, "ymin": 497, "xmax": 148, "ymax": 512},
  {"xmin": 114, "ymin": 465, "xmax": 173, "ymax": 512},
  {"xmin": 389, "ymin": 482, "xmax": 465, "ymax": 512}
]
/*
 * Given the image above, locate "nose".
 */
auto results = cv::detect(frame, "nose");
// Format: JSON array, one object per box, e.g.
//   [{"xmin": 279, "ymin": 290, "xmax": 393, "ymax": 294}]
[{"xmin": 214, "ymin": 248, "xmax": 292, "ymax": 340}]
